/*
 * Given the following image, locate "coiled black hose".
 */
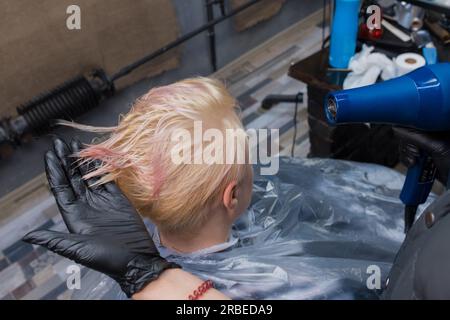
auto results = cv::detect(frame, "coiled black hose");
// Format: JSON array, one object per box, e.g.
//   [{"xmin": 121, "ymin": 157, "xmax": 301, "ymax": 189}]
[
  {"xmin": 18, "ymin": 75, "xmax": 99, "ymax": 135},
  {"xmin": 0, "ymin": 69, "xmax": 113, "ymax": 148},
  {"xmin": 0, "ymin": 0, "xmax": 262, "ymax": 153}
]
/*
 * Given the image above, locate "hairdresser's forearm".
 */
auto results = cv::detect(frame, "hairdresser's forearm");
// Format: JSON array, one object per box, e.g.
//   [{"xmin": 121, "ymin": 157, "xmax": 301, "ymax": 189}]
[{"xmin": 132, "ymin": 268, "xmax": 230, "ymax": 300}]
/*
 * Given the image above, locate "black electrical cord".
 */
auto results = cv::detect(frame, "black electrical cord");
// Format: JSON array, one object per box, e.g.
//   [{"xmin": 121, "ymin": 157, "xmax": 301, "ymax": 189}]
[
  {"xmin": 291, "ymin": 92, "xmax": 303, "ymax": 157},
  {"xmin": 322, "ymin": 0, "xmax": 327, "ymax": 49},
  {"xmin": 404, "ymin": 205, "xmax": 418, "ymax": 233}
]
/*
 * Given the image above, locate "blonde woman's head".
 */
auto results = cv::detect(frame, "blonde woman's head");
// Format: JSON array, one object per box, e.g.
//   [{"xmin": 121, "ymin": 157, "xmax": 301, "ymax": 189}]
[{"xmin": 74, "ymin": 77, "xmax": 253, "ymax": 234}]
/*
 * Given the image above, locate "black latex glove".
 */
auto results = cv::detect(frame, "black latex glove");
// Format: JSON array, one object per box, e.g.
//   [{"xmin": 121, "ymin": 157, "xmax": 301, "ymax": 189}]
[
  {"xmin": 23, "ymin": 138, "xmax": 180, "ymax": 297},
  {"xmin": 393, "ymin": 127, "xmax": 450, "ymax": 187}
]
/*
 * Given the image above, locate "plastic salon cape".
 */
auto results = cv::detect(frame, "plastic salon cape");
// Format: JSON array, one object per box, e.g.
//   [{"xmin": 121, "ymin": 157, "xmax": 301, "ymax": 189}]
[{"xmin": 72, "ymin": 157, "xmax": 434, "ymax": 300}]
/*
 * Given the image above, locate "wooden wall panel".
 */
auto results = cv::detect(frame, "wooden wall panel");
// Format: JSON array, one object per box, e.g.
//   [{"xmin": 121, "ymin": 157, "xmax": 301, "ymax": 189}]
[{"xmin": 0, "ymin": 0, "xmax": 180, "ymax": 117}]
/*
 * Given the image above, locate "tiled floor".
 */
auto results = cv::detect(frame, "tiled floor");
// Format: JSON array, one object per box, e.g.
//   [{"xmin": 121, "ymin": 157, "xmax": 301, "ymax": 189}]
[{"xmin": 0, "ymin": 10, "xmax": 326, "ymax": 300}]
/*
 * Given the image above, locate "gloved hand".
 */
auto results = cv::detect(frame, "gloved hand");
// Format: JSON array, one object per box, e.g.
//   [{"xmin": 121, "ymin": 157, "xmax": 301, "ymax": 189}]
[
  {"xmin": 23, "ymin": 138, "xmax": 180, "ymax": 297},
  {"xmin": 393, "ymin": 127, "xmax": 450, "ymax": 187}
]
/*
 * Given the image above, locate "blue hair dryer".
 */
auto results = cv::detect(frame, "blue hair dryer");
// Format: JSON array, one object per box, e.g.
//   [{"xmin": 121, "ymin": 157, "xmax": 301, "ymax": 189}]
[{"xmin": 324, "ymin": 63, "xmax": 450, "ymax": 232}]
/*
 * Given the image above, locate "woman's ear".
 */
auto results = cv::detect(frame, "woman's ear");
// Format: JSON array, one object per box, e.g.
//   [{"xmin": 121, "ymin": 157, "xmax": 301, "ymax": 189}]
[{"xmin": 223, "ymin": 181, "xmax": 238, "ymax": 211}]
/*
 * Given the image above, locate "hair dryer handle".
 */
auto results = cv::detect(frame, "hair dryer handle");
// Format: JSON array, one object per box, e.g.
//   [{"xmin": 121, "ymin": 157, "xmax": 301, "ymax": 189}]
[
  {"xmin": 400, "ymin": 154, "xmax": 436, "ymax": 206},
  {"xmin": 400, "ymin": 154, "xmax": 437, "ymax": 232}
]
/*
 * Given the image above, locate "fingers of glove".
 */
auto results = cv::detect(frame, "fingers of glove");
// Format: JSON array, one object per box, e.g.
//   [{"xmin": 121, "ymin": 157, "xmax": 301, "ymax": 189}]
[
  {"xmin": 53, "ymin": 138, "xmax": 72, "ymax": 171},
  {"xmin": 25, "ymin": 230, "xmax": 128, "ymax": 277},
  {"xmin": 23, "ymin": 230, "xmax": 85, "ymax": 256},
  {"xmin": 394, "ymin": 128, "xmax": 450, "ymax": 172},
  {"xmin": 45, "ymin": 150, "xmax": 76, "ymax": 205},
  {"xmin": 77, "ymin": 155, "xmax": 105, "ymax": 192},
  {"xmin": 23, "ymin": 230, "xmax": 93, "ymax": 265},
  {"xmin": 68, "ymin": 139, "xmax": 88, "ymax": 196},
  {"xmin": 399, "ymin": 153, "xmax": 415, "ymax": 168},
  {"xmin": 393, "ymin": 127, "xmax": 437, "ymax": 154},
  {"xmin": 53, "ymin": 138, "xmax": 86, "ymax": 198},
  {"xmin": 399, "ymin": 143, "xmax": 421, "ymax": 167}
]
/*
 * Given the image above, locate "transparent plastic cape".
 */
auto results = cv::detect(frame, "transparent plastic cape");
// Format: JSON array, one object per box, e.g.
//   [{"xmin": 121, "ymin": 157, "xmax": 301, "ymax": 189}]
[{"xmin": 71, "ymin": 157, "xmax": 435, "ymax": 300}]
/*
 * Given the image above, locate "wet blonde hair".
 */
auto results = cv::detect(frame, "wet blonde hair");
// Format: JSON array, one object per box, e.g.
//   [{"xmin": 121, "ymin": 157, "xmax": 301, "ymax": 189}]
[{"xmin": 71, "ymin": 77, "xmax": 247, "ymax": 233}]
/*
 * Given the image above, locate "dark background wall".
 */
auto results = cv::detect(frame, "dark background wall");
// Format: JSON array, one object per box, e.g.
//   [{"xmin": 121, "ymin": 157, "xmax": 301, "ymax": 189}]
[{"xmin": 0, "ymin": 0, "xmax": 322, "ymax": 197}]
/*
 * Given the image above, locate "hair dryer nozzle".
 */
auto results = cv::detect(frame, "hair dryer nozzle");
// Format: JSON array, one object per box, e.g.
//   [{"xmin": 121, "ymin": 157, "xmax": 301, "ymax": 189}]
[
  {"xmin": 324, "ymin": 63, "xmax": 450, "ymax": 131},
  {"xmin": 326, "ymin": 97, "xmax": 338, "ymax": 123}
]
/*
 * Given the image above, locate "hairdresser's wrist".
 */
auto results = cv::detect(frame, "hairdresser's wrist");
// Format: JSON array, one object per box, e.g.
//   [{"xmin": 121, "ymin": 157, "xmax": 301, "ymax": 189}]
[
  {"xmin": 119, "ymin": 255, "xmax": 181, "ymax": 297},
  {"xmin": 132, "ymin": 268, "xmax": 229, "ymax": 300}
]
